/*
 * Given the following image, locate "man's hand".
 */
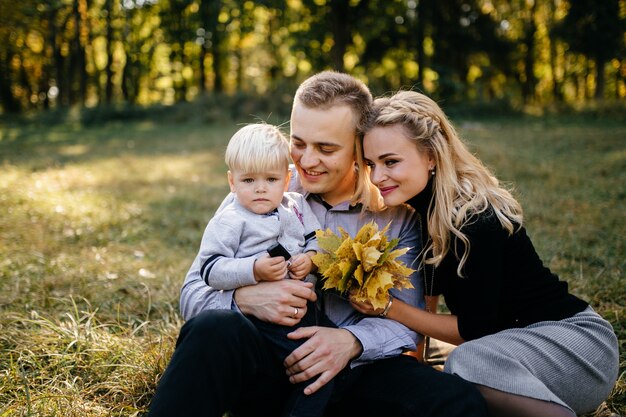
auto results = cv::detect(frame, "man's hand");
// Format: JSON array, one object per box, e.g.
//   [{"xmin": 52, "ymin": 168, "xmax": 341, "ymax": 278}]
[
  {"xmin": 234, "ymin": 280, "xmax": 316, "ymax": 325},
  {"xmin": 253, "ymin": 254, "xmax": 288, "ymax": 282},
  {"xmin": 284, "ymin": 327, "xmax": 363, "ymax": 395}
]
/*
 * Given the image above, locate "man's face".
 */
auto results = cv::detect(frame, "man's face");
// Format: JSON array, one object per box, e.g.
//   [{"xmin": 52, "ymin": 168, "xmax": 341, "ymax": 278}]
[{"xmin": 290, "ymin": 102, "xmax": 357, "ymax": 206}]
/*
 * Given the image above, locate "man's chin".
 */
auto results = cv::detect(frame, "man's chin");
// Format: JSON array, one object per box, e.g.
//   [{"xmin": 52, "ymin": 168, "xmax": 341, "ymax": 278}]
[{"xmin": 300, "ymin": 181, "xmax": 328, "ymax": 195}]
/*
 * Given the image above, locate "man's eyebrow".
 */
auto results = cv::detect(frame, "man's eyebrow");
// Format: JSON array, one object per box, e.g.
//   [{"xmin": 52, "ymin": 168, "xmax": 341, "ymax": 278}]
[{"xmin": 290, "ymin": 135, "xmax": 342, "ymax": 148}]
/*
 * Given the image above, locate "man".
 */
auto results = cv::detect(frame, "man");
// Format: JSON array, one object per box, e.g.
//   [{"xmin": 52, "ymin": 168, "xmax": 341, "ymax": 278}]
[{"xmin": 148, "ymin": 71, "xmax": 487, "ymax": 417}]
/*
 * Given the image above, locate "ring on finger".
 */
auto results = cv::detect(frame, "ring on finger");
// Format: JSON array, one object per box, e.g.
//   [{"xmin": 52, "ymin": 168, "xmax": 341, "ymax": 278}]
[{"xmin": 293, "ymin": 307, "xmax": 299, "ymax": 318}]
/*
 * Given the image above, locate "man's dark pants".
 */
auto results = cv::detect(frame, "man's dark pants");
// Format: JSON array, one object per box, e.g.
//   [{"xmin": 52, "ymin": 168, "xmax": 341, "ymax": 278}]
[
  {"xmin": 147, "ymin": 310, "xmax": 488, "ymax": 417},
  {"xmin": 249, "ymin": 302, "xmax": 336, "ymax": 417}
]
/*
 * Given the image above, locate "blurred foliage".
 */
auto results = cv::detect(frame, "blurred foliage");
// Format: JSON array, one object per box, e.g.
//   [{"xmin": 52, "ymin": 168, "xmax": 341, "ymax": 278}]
[{"xmin": 0, "ymin": 0, "xmax": 624, "ymax": 115}]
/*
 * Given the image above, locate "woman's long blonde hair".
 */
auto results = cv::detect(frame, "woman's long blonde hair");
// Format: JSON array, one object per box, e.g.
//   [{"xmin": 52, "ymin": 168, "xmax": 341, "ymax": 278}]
[{"xmin": 364, "ymin": 91, "xmax": 523, "ymax": 276}]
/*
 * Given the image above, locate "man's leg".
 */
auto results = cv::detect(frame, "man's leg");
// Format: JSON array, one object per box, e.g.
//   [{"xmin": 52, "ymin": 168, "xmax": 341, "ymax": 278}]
[
  {"xmin": 250, "ymin": 304, "xmax": 336, "ymax": 417},
  {"xmin": 147, "ymin": 310, "xmax": 288, "ymax": 417},
  {"xmin": 325, "ymin": 355, "xmax": 488, "ymax": 417}
]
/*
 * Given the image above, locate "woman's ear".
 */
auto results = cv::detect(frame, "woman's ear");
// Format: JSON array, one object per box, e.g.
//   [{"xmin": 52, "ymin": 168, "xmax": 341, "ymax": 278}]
[
  {"xmin": 428, "ymin": 154, "xmax": 436, "ymax": 171},
  {"xmin": 227, "ymin": 171, "xmax": 236, "ymax": 193}
]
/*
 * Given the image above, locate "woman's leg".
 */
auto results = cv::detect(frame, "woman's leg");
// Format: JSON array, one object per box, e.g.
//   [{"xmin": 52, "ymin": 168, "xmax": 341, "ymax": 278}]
[{"xmin": 476, "ymin": 385, "xmax": 576, "ymax": 417}]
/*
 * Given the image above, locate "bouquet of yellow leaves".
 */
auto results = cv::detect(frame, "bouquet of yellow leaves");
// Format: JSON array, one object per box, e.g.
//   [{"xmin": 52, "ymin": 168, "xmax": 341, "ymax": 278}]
[{"xmin": 311, "ymin": 221, "xmax": 416, "ymax": 309}]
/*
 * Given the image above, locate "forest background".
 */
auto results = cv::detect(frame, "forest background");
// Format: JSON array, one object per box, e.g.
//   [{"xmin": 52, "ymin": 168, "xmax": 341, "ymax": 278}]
[
  {"xmin": 0, "ymin": 0, "xmax": 625, "ymax": 416},
  {"xmin": 1, "ymin": 0, "xmax": 625, "ymax": 115}
]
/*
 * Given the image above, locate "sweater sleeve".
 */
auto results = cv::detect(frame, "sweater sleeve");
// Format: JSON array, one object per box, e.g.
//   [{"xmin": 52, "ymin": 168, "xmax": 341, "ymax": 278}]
[{"xmin": 179, "ymin": 207, "xmax": 257, "ymax": 321}]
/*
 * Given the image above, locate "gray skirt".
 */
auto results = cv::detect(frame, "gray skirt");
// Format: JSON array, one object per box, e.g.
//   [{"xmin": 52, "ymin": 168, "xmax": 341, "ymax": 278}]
[{"xmin": 443, "ymin": 307, "xmax": 619, "ymax": 414}]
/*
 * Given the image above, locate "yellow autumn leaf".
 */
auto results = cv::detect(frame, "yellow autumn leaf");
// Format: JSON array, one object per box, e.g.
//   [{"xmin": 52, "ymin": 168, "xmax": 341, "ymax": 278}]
[
  {"xmin": 353, "ymin": 264, "xmax": 364, "ymax": 286},
  {"xmin": 354, "ymin": 222, "xmax": 376, "ymax": 243},
  {"xmin": 315, "ymin": 228, "xmax": 343, "ymax": 253},
  {"xmin": 311, "ymin": 253, "xmax": 335, "ymax": 274},
  {"xmin": 356, "ymin": 244, "xmax": 383, "ymax": 272}
]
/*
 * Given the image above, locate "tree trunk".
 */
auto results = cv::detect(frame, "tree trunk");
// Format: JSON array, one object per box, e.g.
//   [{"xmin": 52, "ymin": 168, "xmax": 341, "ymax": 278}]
[
  {"xmin": 0, "ymin": 51, "xmax": 21, "ymax": 113},
  {"xmin": 329, "ymin": 0, "xmax": 349, "ymax": 72},
  {"xmin": 199, "ymin": 42, "xmax": 207, "ymax": 93},
  {"xmin": 594, "ymin": 56, "xmax": 606, "ymax": 100},
  {"xmin": 548, "ymin": 0, "xmax": 562, "ymax": 102},
  {"xmin": 70, "ymin": 0, "xmax": 87, "ymax": 105},
  {"xmin": 212, "ymin": 31, "xmax": 223, "ymax": 93},
  {"xmin": 522, "ymin": 0, "xmax": 538, "ymax": 104},
  {"xmin": 416, "ymin": 0, "xmax": 427, "ymax": 89},
  {"xmin": 105, "ymin": 0, "xmax": 114, "ymax": 103}
]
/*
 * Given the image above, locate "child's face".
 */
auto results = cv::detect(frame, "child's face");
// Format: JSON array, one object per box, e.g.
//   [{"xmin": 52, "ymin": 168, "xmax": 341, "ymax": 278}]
[{"xmin": 228, "ymin": 168, "xmax": 290, "ymax": 214}]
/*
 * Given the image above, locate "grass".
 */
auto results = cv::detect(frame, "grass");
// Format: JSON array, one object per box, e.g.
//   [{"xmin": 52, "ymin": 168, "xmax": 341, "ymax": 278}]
[{"xmin": 0, "ymin": 114, "xmax": 624, "ymax": 416}]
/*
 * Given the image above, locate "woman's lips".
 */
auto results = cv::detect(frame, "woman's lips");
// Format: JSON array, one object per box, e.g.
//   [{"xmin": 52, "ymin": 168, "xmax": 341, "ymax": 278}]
[{"xmin": 378, "ymin": 186, "xmax": 397, "ymax": 196}]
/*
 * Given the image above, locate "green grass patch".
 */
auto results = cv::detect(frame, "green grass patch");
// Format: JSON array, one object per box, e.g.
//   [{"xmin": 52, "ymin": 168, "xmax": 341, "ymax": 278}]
[{"xmin": 0, "ymin": 116, "xmax": 624, "ymax": 416}]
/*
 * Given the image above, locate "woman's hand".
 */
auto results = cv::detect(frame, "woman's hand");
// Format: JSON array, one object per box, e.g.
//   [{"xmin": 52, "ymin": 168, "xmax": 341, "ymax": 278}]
[
  {"xmin": 234, "ymin": 280, "xmax": 316, "ymax": 325},
  {"xmin": 349, "ymin": 295, "xmax": 386, "ymax": 316}
]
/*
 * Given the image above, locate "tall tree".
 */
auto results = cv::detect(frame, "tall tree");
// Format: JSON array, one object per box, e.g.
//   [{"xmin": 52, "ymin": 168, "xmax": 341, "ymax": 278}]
[
  {"xmin": 554, "ymin": 0, "xmax": 625, "ymax": 99},
  {"xmin": 70, "ymin": 0, "xmax": 89, "ymax": 105},
  {"xmin": 104, "ymin": 0, "xmax": 115, "ymax": 103},
  {"xmin": 520, "ymin": 0, "xmax": 538, "ymax": 103}
]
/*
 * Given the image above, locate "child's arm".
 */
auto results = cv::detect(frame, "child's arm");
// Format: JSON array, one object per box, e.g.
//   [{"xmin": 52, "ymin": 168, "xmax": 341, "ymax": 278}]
[{"xmin": 288, "ymin": 250, "xmax": 316, "ymax": 280}]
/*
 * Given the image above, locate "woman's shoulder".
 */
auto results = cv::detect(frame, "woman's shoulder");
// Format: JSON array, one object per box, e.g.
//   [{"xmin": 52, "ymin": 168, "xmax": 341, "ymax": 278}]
[{"xmin": 461, "ymin": 206, "xmax": 513, "ymax": 238}]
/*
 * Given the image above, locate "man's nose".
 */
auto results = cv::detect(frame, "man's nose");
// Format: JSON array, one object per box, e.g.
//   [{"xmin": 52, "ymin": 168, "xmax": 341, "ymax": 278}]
[{"xmin": 299, "ymin": 148, "xmax": 318, "ymax": 168}]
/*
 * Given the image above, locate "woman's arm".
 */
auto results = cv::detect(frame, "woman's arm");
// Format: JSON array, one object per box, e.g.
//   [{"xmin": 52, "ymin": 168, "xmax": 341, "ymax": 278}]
[{"xmin": 351, "ymin": 296, "xmax": 465, "ymax": 346}]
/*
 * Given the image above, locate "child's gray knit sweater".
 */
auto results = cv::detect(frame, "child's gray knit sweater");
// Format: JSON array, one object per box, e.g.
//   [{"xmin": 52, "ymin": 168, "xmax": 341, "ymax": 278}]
[{"xmin": 197, "ymin": 192, "xmax": 320, "ymax": 290}]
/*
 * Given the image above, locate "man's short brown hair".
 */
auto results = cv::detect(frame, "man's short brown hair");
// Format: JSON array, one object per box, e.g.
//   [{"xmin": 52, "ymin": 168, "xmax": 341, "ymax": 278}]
[{"xmin": 293, "ymin": 71, "xmax": 372, "ymax": 135}]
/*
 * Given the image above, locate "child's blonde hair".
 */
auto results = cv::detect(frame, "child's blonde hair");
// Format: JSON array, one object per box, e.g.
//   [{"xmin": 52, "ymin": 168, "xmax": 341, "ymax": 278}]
[{"xmin": 225, "ymin": 123, "xmax": 291, "ymax": 173}]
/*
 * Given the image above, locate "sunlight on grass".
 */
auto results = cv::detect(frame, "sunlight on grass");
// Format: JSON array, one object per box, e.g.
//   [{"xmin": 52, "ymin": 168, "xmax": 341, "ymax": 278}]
[{"xmin": 0, "ymin": 300, "xmax": 178, "ymax": 416}]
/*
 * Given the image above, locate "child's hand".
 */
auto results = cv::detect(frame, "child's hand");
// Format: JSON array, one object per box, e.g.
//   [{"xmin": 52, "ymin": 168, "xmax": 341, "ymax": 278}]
[
  {"xmin": 287, "ymin": 252, "xmax": 315, "ymax": 280},
  {"xmin": 254, "ymin": 255, "xmax": 288, "ymax": 282}
]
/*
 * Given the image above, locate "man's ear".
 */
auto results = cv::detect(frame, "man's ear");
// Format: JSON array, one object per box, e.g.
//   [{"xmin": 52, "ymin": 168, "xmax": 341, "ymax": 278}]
[
  {"xmin": 284, "ymin": 169, "xmax": 292, "ymax": 192},
  {"xmin": 227, "ymin": 171, "xmax": 235, "ymax": 193}
]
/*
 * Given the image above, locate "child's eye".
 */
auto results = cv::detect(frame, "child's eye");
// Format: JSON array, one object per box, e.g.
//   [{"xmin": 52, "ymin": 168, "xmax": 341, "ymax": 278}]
[
  {"xmin": 267, "ymin": 177, "xmax": 278, "ymax": 183},
  {"xmin": 242, "ymin": 178, "xmax": 254, "ymax": 183}
]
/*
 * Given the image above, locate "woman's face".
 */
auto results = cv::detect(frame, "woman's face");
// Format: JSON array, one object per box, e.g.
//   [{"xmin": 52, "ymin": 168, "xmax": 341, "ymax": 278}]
[{"xmin": 363, "ymin": 124, "xmax": 434, "ymax": 207}]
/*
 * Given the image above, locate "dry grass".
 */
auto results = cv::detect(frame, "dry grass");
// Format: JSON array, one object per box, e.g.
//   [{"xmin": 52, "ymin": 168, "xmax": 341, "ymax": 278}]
[{"xmin": 0, "ymin": 116, "xmax": 623, "ymax": 416}]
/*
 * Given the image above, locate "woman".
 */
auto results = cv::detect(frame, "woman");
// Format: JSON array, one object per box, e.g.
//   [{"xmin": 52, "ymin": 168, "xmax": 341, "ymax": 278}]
[{"xmin": 352, "ymin": 90, "xmax": 619, "ymax": 417}]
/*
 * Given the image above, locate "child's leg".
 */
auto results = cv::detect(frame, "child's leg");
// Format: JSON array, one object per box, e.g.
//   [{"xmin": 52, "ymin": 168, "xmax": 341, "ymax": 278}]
[{"xmin": 249, "ymin": 302, "xmax": 337, "ymax": 417}]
